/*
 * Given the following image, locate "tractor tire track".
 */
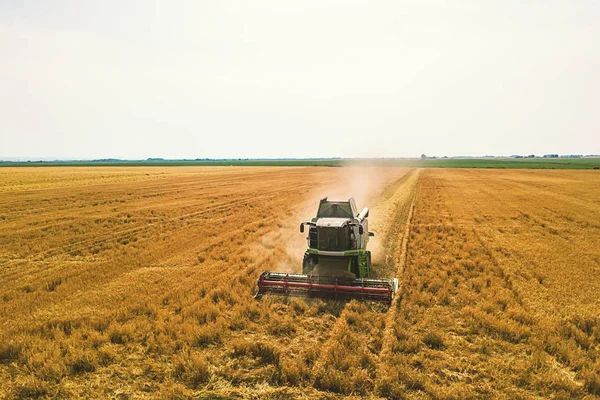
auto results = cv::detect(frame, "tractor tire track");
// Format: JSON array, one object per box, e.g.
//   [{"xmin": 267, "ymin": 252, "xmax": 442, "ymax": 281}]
[{"xmin": 377, "ymin": 193, "xmax": 417, "ymax": 364}]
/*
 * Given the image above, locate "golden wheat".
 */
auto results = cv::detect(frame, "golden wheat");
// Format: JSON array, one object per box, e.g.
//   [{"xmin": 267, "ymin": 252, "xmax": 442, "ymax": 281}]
[{"xmin": 0, "ymin": 167, "xmax": 598, "ymax": 398}]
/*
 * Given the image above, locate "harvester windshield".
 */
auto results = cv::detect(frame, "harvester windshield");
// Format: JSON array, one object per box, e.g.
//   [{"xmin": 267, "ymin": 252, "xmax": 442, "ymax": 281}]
[
  {"xmin": 317, "ymin": 201, "xmax": 353, "ymax": 218},
  {"xmin": 318, "ymin": 226, "xmax": 350, "ymax": 251}
]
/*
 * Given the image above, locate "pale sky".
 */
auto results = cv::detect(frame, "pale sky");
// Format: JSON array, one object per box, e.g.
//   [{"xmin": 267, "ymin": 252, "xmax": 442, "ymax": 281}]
[{"xmin": 1, "ymin": 1, "xmax": 599, "ymax": 159}]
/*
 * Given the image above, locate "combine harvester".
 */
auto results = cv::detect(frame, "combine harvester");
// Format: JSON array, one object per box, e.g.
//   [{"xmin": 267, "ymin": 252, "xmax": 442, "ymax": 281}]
[{"xmin": 255, "ymin": 197, "xmax": 399, "ymax": 304}]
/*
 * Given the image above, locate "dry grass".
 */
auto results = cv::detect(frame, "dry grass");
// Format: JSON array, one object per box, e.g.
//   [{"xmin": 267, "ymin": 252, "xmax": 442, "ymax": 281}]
[{"xmin": 0, "ymin": 167, "xmax": 598, "ymax": 398}]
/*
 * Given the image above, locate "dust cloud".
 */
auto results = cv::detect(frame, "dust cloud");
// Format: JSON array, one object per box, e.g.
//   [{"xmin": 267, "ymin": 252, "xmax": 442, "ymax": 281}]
[{"xmin": 274, "ymin": 166, "xmax": 406, "ymax": 274}]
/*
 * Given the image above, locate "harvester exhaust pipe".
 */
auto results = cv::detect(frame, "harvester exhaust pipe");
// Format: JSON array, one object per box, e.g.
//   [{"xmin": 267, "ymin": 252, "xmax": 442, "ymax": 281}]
[{"xmin": 357, "ymin": 207, "xmax": 369, "ymax": 221}]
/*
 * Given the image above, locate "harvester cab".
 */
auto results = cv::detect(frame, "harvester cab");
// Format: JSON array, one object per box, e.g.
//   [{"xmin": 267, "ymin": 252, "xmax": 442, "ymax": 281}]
[
  {"xmin": 300, "ymin": 197, "xmax": 373, "ymax": 279},
  {"xmin": 255, "ymin": 197, "xmax": 399, "ymax": 304}
]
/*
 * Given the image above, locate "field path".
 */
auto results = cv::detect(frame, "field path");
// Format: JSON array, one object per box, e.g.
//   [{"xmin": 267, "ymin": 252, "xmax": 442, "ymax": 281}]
[{"xmin": 377, "ymin": 188, "xmax": 416, "ymax": 365}]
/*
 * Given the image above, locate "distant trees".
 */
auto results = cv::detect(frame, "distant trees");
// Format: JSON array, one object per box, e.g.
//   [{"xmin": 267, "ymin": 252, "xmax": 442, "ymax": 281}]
[{"xmin": 511, "ymin": 154, "xmax": 537, "ymax": 159}]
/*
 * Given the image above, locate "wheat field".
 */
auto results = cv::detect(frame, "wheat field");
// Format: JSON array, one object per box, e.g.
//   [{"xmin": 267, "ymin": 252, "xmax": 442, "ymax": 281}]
[{"xmin": 0, "ymin": 167, "xmax": 598, "ymax": 399}]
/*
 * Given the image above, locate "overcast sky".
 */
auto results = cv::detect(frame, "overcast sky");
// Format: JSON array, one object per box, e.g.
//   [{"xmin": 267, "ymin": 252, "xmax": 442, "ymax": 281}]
[{"xmin": 1, "ymin": 1, "xmax": 599, "ymax": 159}]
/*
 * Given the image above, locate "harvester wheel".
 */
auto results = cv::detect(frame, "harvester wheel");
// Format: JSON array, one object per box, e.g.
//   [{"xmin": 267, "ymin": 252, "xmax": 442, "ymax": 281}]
[{"xmin": 302, "ymin": 253, "xmax": 318, "ymax": 274}]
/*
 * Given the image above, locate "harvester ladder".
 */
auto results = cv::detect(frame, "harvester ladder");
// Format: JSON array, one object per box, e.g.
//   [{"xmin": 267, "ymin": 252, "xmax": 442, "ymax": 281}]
[{"xmin": 358, "ymin": 252, "xmax": 369, "ymax": 277}]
